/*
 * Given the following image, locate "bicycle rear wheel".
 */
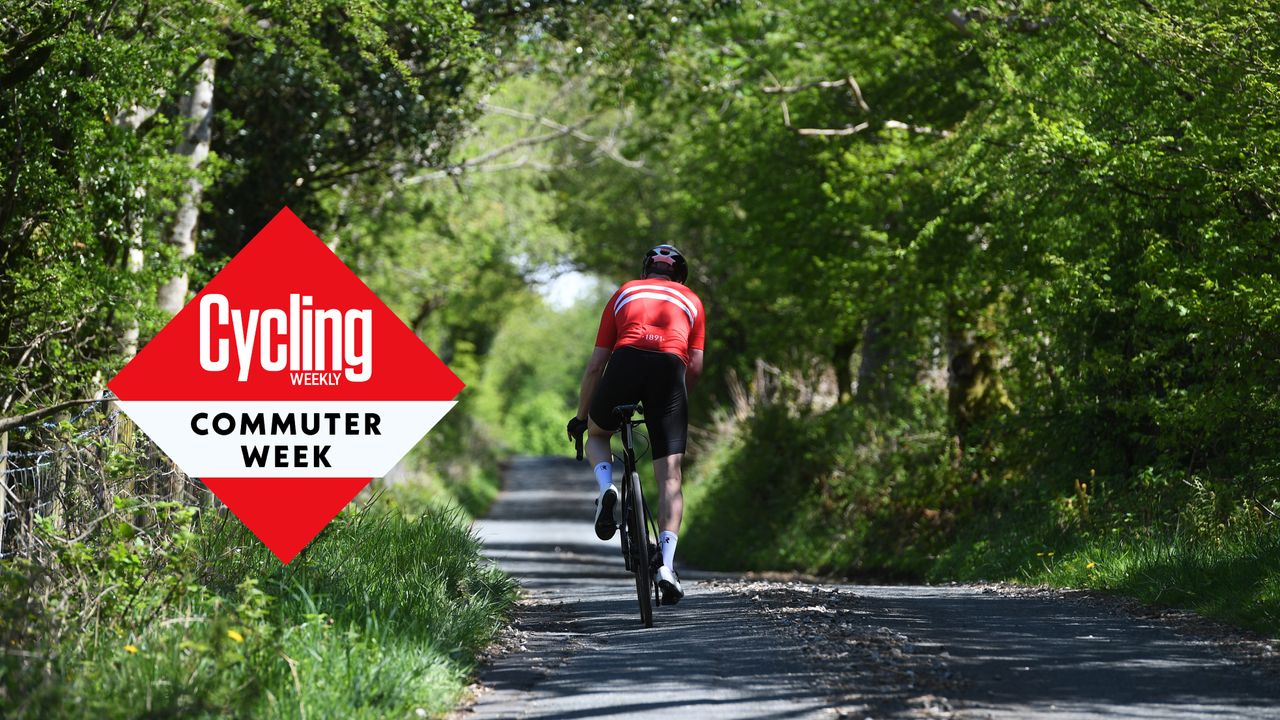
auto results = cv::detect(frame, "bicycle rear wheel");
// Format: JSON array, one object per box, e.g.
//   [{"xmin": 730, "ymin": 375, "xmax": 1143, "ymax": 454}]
[{"xmin": 628, "ymin": 469, "xmax": 653, "ymax": 628}]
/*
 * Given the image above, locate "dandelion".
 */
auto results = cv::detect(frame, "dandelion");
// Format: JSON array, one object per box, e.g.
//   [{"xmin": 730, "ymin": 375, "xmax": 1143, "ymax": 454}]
[
  {"xmin": 227, "ymin": 629, "xmax": 245, "ymax": 643},
  {"xmin": 1086, "ymin": 561, "xmax": 1097, "ymax": 570},
  {"xmin": 124, "ymin": 644, "xmax": 139, "ymax": 654},
  {"xmin": 1047, "ymin": 552, "xmax": 1055, "ymax": 557},
  {"xmin": 1036, "ymin": 552, "xmax": 1045, "ymax": 557}
]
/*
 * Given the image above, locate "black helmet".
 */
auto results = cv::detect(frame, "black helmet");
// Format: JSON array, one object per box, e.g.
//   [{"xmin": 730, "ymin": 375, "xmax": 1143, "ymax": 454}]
[{"xmin": 642, "ymin": 244, "xmax": 688, "ymax": 283}]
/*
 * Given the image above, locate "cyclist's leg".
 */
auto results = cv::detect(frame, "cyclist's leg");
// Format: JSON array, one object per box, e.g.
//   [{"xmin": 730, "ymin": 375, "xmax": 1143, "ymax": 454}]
[
  {"xmin": 586, "ymin": 418, "xmax": 619, "ymax": 540},
  {"xmin": 644, "ymin": 350, "xmax": 689, "ymax": 531},
  {"xmin": 585, "ymin": 418, "xmax": 613, "ymax": 470},
  {"xmin": 587, "ymin": 348, "xmax": 642, "ymax": 484},
  {"xmin": 644, "ymin": 350, "xmax": 689, "ymax": 585},
  {"xmin": 652, "ymin": 451, "xmax": 683, "ymax": 534},
  {"xmin": 652, "ymin": 449, "xmax": 686, "ymax": 602},
  {"xmin": 586, "ymin": 348, "xmax": 643, "ymax": 540}
]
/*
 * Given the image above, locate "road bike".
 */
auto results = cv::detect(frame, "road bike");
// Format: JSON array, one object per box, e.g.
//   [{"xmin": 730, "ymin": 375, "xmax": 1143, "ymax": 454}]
[{"xmin": 574, "ymin": 403, "xmax": 662, "ymax": 628}]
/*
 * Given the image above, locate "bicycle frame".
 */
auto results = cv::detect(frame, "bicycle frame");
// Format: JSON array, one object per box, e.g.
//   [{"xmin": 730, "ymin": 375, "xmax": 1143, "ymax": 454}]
[{"xmin": 613, "ymin": 403, "xmax": 661, "ymax": 627}]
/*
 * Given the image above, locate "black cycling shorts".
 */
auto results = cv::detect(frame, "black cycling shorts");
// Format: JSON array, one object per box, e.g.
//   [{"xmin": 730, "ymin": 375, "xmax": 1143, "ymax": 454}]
[{"xmin": 588, "ymin": 346, "xmax": 688, "ymax": 459}]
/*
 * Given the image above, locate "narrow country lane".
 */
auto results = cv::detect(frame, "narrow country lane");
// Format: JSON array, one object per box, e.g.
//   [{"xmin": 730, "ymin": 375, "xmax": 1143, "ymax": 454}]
[{"xmin": 458, "ymin": 457, "xmax": 1280, "ymax": 719}]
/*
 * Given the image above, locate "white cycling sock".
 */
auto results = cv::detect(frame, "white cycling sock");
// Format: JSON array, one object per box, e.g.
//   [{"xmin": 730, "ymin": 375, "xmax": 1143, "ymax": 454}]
[
  {"xmin": 659, "ymin": 531, "xmax": 678, "ymax": 570},
  {"xmin": 594, "ymin": 462, "xmax": 613, "ymax": 494}
]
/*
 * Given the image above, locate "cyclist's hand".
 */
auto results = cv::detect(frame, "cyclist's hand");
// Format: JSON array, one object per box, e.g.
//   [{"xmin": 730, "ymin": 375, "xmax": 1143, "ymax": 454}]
[{"xmin": 566, "ymin": 416, "xmax": 588, "ymax": 460}]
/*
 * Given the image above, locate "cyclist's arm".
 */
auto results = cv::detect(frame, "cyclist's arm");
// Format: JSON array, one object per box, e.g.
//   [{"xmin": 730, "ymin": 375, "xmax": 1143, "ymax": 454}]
[
  {"xmin": 686, "ymin": 348, "xmax": 704, "ymax": 395},
  {"xmin": 576, "ymin": 346, "xmax": 612, "ymax": 421}
]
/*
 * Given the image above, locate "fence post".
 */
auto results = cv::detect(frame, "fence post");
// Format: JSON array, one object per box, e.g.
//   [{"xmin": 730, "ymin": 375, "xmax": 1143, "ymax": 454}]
[
  {"xmin": 109, "ymin": 405, "xmax": 137, "ymax": 508},
  {"xmin": 49, "ymin": 413, "xmax": 69, "ymax": 530}
]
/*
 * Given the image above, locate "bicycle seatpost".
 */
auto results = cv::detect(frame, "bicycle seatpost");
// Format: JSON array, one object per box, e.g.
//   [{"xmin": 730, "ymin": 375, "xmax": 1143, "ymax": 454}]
[{"xmin": 612, "ymin": 403, "xmax": 643, "ymax": 423}]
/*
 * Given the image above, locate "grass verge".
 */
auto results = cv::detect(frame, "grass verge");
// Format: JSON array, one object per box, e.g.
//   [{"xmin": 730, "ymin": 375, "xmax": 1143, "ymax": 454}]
[
  {"xmin": 931, "ymin": 502, "xmax": 1280, "ymax": 634},
  {"xmin": 2, "ymin": 498, "xmax": 515, "ymax": 719}
]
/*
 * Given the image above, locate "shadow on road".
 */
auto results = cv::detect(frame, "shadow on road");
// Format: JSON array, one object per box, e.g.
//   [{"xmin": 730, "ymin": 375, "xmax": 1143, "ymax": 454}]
[
  {"xmin": 853, "ymin": 585, "xmax": 1280, "ymax": 718},
  {"xmin": 467, "ymin": 456, "xmax": 839, "ymax": 719},
  {"xmin": 463, "ymin": 456, "xmax": 1280, "ymax": 720}
]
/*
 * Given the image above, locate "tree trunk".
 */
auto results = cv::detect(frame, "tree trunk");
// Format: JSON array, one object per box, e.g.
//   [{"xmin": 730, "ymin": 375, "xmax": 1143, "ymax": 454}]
[
  {"xmin": 111, "ymin": 100, "xmax": 159, "ymax": 361},
  {"xmin": 157, "ymin": 58, "xmax": 215, "ymax": 315},
  {"xmin": 832, "ymin": 335, "xmax": 857, "ymax": 404},
  {"xmin": 855, "ymin": 314, "xmax": 891, "ymax": 404},
  {"xmin": 118, "ymin": 238, "xmax": 145, "ymax": 358},
  {"xmin": 946, "ymin": 304, "xmax": 1012, "ymax": 444},
  {"xmin": 112, "ymin": 209, "xmax": 143, "ymax": 514}
]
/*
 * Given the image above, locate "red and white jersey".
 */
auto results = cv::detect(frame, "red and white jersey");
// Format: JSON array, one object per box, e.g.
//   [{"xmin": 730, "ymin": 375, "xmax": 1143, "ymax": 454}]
[{"xmin": 594, "ymin": 279, "xmax": 706, "ymax": 365}]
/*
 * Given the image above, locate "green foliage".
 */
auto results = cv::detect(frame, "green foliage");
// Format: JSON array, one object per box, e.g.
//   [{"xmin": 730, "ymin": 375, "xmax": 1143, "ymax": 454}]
[
  {"xmin": 556, "ymin": 0, "xmax": 1280, "ymax": 479},
  {"xmin": 682, "ymin": 397, "xmax": 959, "ymax": 578},
  {"xmin": 684, "ymin": 394, "xmax": 1280, "ymax": 635},
  {"xmin": 554, "ymin": 0, "xmax": 983, "ymax": 391},
  {"xmin": 204, "ymin": 0, "xmax": 486, "ymax": 257},
  {"xmin": 0, "ymin": 0, "xmax": 617, "ymax": 418},
  {"xmin": 2, "ymin": 497, "xmax": 515, "ymax": 719},
  {"xmin": 954, "ymin": 0, "xmax": 1280, "ymax": 486},
  {"xmin": 381, "ymin": 406, "xmax": 506, "ymax": 519},
  {"xmin": 333, "ymin": 74, "xmax": 605, "ymax": 511},
  {"xmin": 0, "ymin": 0, "xmax": 233, "ymax": 411},
  {"xmin": 9, "ymin": 0, "xmax": 1280, "ymax": 683},
  {"xmin": 551, "ymin": 0, "xmax": 1280, "ymax": 634},
  {"xmin": 473, "ymin": 293, "xmax": 606, "ymax": 456}
]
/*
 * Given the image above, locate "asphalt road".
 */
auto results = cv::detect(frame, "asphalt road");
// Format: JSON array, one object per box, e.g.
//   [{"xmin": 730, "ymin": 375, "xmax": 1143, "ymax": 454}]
[{"xmin": 460, "ymin": 456, "xmax": 1280, "ymax": 719}]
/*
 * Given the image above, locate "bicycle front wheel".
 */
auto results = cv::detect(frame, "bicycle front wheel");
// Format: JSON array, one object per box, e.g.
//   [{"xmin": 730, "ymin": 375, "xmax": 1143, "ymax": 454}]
[{"xmin": 628, "ymin": 469, "xmax": 653, "ymax": 628}]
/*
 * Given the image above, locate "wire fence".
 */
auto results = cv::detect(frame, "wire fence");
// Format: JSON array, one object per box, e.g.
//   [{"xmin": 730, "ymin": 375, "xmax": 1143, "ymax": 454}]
[{"xmin": 0, "ymin": 392, "xmax": 212, "ymax": 559}]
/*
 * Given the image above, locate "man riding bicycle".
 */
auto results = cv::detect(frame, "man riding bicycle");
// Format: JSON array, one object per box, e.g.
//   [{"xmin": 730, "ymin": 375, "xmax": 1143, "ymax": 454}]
[{"xmin": 566, "ymin": 245, "xmax": 705, "ymax": 604}]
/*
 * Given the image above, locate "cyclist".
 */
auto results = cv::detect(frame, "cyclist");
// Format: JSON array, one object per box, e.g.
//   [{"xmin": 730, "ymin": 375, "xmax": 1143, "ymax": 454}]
[{"xmin": 566, "ymin": 245, "xmax": 705, "ymax": 604}]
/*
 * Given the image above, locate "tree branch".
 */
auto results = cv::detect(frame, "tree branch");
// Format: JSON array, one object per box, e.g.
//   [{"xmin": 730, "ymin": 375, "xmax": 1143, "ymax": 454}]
[
  {"xmin": 796, "ymin": 123, "xmax": 870, "ymax": 137},
  {"xmin": 409, "ymin": 155, "xmax": 571, "ymax": 184},
  {"xmin": 794, "ymin": 120, "xmax": 951, "ymax": 138},
  {"xmin": 945, "ymin": 8, "xmax": 973, "ymax": 34},
  {"xmin": 763, "ymin": 79, "xmax": 851, "ymax": 94},
  {"xmin": 763, "ymin": 75, "xmax": 870, "ymax": 112},
  {"xmin": 453, "ymin": 122, "xmax": 587, "ymax": 168},
  {"xmin": 0, "ymin": 45, "xmax": 54, "ymax": 91},
  {"xmin": 0, "ymin": 399, "xmax": 101, "ymax": 435},
  {"xmin": 883, "ymin": 120, "xmax": 952, "ymax": 138},
  {"xmin": 480, "ymin": 102, "xmax": 649, "ymax": 170},
  {"xmin": 409, "ymin": 103, "xmax": 651, "ymax": 183}
]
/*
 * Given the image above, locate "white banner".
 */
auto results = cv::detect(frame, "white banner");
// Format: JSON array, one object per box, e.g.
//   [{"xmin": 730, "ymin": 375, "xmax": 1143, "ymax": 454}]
[{"xmin": 114, "ymin": 400, "xmax": 456, "ymax": 478}]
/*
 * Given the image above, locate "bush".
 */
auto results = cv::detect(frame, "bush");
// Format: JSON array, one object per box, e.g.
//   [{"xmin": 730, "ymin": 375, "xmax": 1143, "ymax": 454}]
[{"xmin": 683, "ymin": 400, "xmax": 958, "ymax": 578}]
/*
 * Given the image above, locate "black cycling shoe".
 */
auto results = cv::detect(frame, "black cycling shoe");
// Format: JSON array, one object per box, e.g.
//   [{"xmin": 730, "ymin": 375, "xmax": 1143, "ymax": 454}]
[
  {"xmin": 657, "ymin": 565, "xmax": 684, "ymax": 604},
  {"xmin": 594, "ymin": 485, "xmax": 618, "ymax": 540}
]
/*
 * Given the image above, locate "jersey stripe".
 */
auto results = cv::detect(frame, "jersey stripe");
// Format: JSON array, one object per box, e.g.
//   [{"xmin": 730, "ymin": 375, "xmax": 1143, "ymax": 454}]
[
  {"xmin": 615, "ymin": 284, "xmax": 698, "ymax": 318},
  {"xmin": 614, "ymin": 292, "xmax": 694, "ymax": 324}
]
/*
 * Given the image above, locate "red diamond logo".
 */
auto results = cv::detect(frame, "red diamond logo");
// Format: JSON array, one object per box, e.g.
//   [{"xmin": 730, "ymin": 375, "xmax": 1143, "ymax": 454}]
[{"xmin": 108, "ymin": 207, "xmax": 463, "ymax": 563}]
